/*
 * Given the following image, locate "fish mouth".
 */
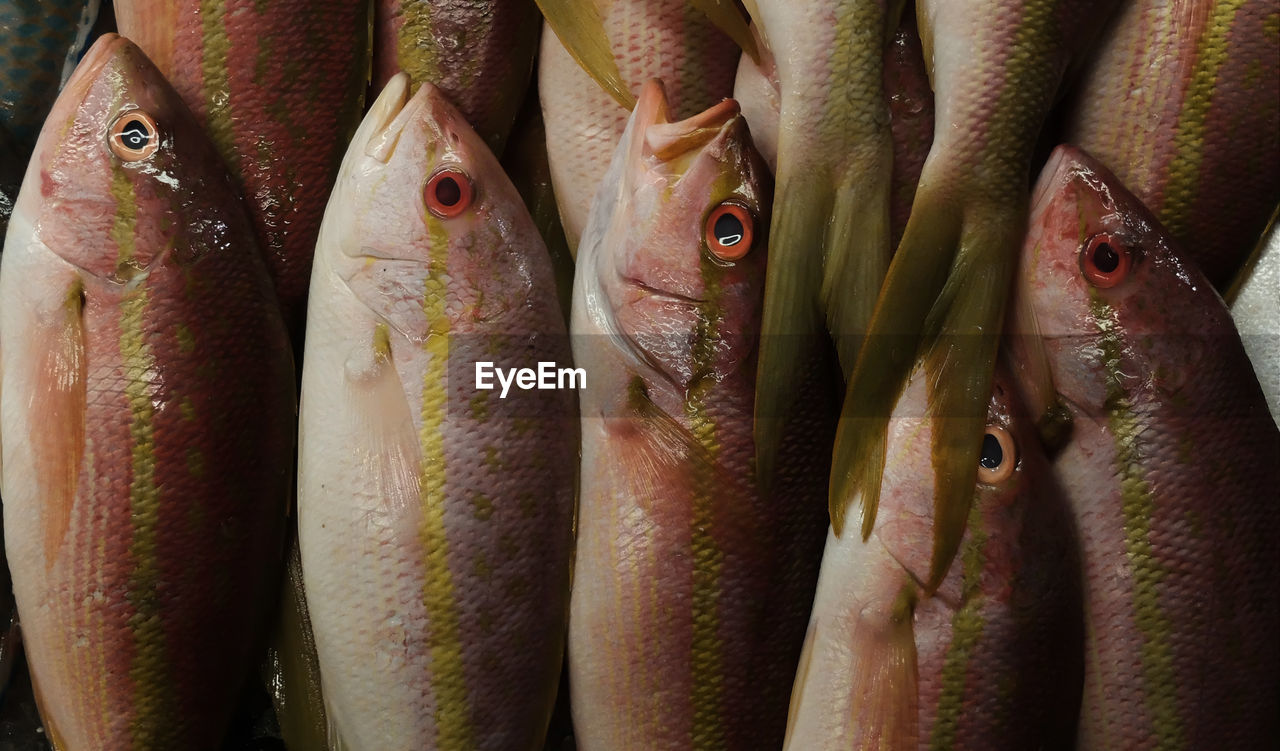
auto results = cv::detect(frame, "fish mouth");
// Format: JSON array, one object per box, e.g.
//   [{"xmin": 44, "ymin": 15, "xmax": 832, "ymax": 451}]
[
  {"xmin": 364, "ymin": 74, "xmax": 413, "ymax": 162},
  {"xmin": 632, "ymin": 80, "xmax": 743, "ymax": 164},
  {"xmin": 366, "ymin": 78, "xmax": 466, "ymax": 163},
  {"xmin": 621, "ymin": 274, "xmax": 706, "ymax": 305}
]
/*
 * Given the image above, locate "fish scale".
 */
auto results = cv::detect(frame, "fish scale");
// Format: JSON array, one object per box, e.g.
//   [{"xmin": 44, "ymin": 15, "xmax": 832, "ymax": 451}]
[
  {"xmin": 1011, "ymin": 145, "xmax": 1280, "ymax": 748},
  {"xmin": 784, "ymin": 368, "xmax": 1083, "ymax": 750},
  {"xmin": 537, "ymin": 0, "xmax": 740, "ymax": 253},
  {"xmin": 115, "ymin": 0, "xmax": 372, "ymax": 340},
  {"xmin": 569, "ymin": 80, "xmax": 835, "ymax": 751},
  {"xmin": 298, "ymin": 75, "xmax": 576, "ymax": 750},
  {"xmin": 1066, "ymin": 0, "xmax": 1280, "ymax": 290},
  {"xmin": 0, "ymin": 34, "xmax": 294, "ymax": 749},
  {"xmin": 372, "ymin": 0, "xmax": 541, "ymax": 156}
]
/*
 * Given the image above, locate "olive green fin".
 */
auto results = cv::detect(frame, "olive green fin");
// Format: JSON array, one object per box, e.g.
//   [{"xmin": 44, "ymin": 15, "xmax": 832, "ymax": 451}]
[
  {"xmin": 917, "ymin": 210, "xmax": 1018, "ymax": 590},
  {"xmin": 691, "ymin": 0, "xmax": 760, "ymax": 64},
  {"xmin": 820, "ymin": 169, "xmax": 893, "ymax": 379},
  {"xmin": 534, "ymin": 0, "xmax": 635, "ymax": 109},
  {"xmin": 754, "ymin": 174, "xmax": 833, "ymax": 489},
  {"xmin": 848, "ymin": 585, "xmax": 920, "ymax": 747},
  {"xmin": 829, "ymin": 191, "xmax": 962, "ymax": 539}
]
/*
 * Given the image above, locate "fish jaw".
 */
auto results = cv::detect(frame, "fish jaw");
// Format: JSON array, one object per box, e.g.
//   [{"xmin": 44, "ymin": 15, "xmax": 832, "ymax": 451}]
[
  {"xmin": 787, "ymin": 369, "xmax": 1082, "ymax": 749},
  {"xmin": 2, "ymin": 33, "xmax": 294, "ymax": 749},
  {"xmin": 1013, "ymin": 145, "xmax": 1280, "ymax": 747},
  {"xmin": 1017, "ymin": 145, "xmax": 1243, "ymax": 418},
  {"xmin": 584, "ymin": 81, "xmax": 770, "ymax": 393},
  {"xmin": 300, "ymin": 73, "xmax": 576, "ymax": 749}
]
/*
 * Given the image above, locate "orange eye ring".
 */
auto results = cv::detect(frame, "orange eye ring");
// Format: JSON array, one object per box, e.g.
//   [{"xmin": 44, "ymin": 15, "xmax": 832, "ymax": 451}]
[
  {"xmin": 1080, "ymin": 233, "xmax": 1131, "ymax": 288},
  {"xmin": 424, "ymin": 167, "xmax": 473, "ymax": 219},
  {"xmin": 108, "ymin": 111, "xmax": 160, "ymax": 161},
  {"xmin": 704, "ymin": 201, "xmax": 754, "ymax": 261},
  {"xmin": 977, "ymin": 425, "xmax": 1017, "ymax": 485}
]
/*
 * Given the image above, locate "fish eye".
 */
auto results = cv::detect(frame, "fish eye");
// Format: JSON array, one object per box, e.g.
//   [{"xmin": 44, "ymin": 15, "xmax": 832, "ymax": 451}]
[
  {"xmin": 977, "ymin": 425, "xmax": 1017, "ymax": 484},
  {"xmin": 424, "ymin": 167, "xmax": 473, "ymax": 219},
  {"xmin": 704, "ymin": 201, "xmax": 754, "ymax": 261},
  {"xmin": 1080, "ymin": 233, "xmax": 1132, "ymax": 288},
  {"xmin": 108, "ymin": 111, "xmax": 160, "ymax": 161}
]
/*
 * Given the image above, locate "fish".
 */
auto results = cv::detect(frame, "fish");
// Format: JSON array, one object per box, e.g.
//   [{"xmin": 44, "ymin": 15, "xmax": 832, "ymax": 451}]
[
  {"xmin": 731, "ymin": 9, "xmax": 934, "ymax": 248},
  {"xmin": 535, "ymin": 0, "xmax": 741, "ymax": 254},
  {"xmin": 297, "ymin": 74, "xmax": 576, "ymax": 750},
  {"xmin": 1228, "ymin": 209, "xmax": 1280, "ymax": 427},
  {"xmin": 744, "ymin": 0, "xmax": 898, "ymax": 483},
  {"xmin": 371, "ymin": 0, "xmax": 542, "ymax": 156},
  {"xmin": 831, "ymin": 0, "xmax": 1121, "ymax": 591},
  {"xmin": 0, "ymin": 0, "xmax": 100, "ymax": 243},
  {"xmin": 569, "ymin": 79, "xmax": 835, "ymax": 751},
  {"xmin": 1064, "ymin": 0, "xmax": 1280, "ymax": 290},
  {"xmin": 114, "ymin": 0, "xmax": 373, "ymax": 340},
  {"xmin": 1010, "ymin": 144, "xmax": 1280, "ymax": 747},
  {"xmin": 261, "ymin": 538, "xmax": 330, "ymax": 751},
  {"xmin": 784, "ymin": 367, "xmax": 1082, "ymax": 750},
  {"xmin": 0, "ymin": 33, "xmax": 295, "ymax": 749},
  {"xmin": 502, "ymin": 84, "xmax": 576, "ymax": 321}
]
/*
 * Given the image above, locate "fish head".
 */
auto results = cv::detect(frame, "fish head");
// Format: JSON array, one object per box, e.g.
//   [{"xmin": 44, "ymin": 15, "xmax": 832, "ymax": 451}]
[
  {"xmin": 332, "ymin": 75, "xmax": 538, "ymax": 330},
  {"xmin": 590, "ymin": 80, "xmax": 771, "ymax": 390},
  {"xmin": 1014, "ymin": 145, "xmax": 1229, "ymax": 419},
  {"xmin": 23, "ymin": 33, "xmax": 240, "ymax": 283},
  {"xmin": 873, "ymin": 366, "xmax": 1051, "ymax": 598}
]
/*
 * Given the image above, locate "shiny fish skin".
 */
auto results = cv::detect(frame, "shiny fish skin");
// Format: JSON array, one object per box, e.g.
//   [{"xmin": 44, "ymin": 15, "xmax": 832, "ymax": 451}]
[
  {"xmin": 569, "ymin": 80, "xmax": 834, "ymax": 751},
  {"xmin": 115, "ymin": 0, "xmax": 372, "ymax": 339},
  {"xmin": 731, "ymin": 11, "xmax": 933, "ymax": 248},
  {"xmin": 785, "ymin": 369, "xmax": 1081, "ymax": 750},
  {"xmin": 1012, "ymin": 145, "xmax": 1280, "ymax": 748},
  {"xmin": 298, "ymin": 75, "xmax": 576, "ymax": 750},
  {"xmin": 0, "ymin": 34, "xmax": 294, "ymax": 749},
  {"xmin": 538, "ymin": 0, "xmax": 740, "ymax": 253},
  {"xmin": 832, "ymin": 0, "xmax": 1121, "ymax": 590},
  {"xmin": 1065, "ymin": 0, "xmax": 1280, "ymax": 290},
  {"xmin": 372, "ymin": 0, "xmax": 541, "ymax": 156}
]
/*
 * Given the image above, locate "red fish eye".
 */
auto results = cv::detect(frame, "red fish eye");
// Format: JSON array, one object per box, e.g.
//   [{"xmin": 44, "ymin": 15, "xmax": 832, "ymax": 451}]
[
  {"xmin": 1080, "ymin": 233, "xmax": 1131, "ymax": 288},
  {"xmin": 424, "ymin": 167, "xmax": 473, "ymax": 219},
  {"xmin": 705, "ymin": 201, "xmax": 754, "ymax": 260},
  {"xmin": 977, "ymin": 426, "xmax": 1017, "ymax": 485},
  {"xmin": 108, "ymin": 111, "xmax": 160, "ymax": 161}
]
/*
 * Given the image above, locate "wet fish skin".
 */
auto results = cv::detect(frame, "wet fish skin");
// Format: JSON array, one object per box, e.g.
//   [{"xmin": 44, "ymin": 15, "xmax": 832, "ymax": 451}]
[
  {"xmin": 298, "ymin": 75, "xmax": 576, "ymax": 750},
  {"xmin": 0, "ymin": 33, "xmax": 294, "ymax": 749},
  {"xmin": 115, "ymin": 0, "xmax": 373, "ymax": 340},
  {"xmin": 538, "ymin": 0, "xmax": 740, "ymax": 253},
  {"xmin": 1065, "ymin": 0, "xmax": 1280, "ymax": 290},
  {"xmin": 832, "ymin": 0, "xmax": 1121, "ymax": 590},
  {"xmin": 373, "ymin": 0, "xmax": 541, "ymax": 156},
  {"xmin": 786, "ymin": 368, "xmax": 1082, "ymax": 749},
  {"xmin": 731, "ymin": 10, "xmax": 933, "ymax": 247},
  {"xmin": 570, "ymin": 80, "xmax": 834, "ymax": 751},
  {"xmin": 1012, "ymin": 145, "xmax": 1280, "ymax": 748}
]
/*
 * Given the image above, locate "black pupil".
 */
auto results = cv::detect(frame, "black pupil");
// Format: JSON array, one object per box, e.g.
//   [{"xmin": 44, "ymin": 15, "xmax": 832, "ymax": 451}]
[
  {"xmin": 122, "ymin": 120, "xmax": 151, "ymax": 150},
  {"xmin": 979, "ymin": 433, "xmax": 1003, "ymax": 470},
  {"xmin": 713, "ymin": 212, "xmax": 744, "ymax": 246},
  {"xmin": 435, "ymin": 176, "xmax": 462, "ymax": 207},
  {"xmin": 1093, "ymin": 242, "xmax": 1120, "ymax": 273}
]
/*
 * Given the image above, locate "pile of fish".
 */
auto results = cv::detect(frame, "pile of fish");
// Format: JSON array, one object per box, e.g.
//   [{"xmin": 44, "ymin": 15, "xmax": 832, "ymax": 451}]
[{"xmin": 0, "ymin": 1, "xmax": 1276, "ymax": 749}]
